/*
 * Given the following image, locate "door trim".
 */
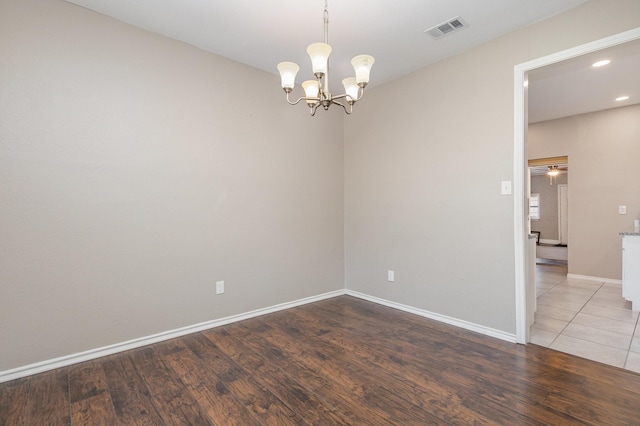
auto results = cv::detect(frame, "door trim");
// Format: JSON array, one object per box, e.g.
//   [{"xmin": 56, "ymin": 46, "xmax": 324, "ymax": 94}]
[{"xmin": 513, "ymin": 27, "xmax": 640, "ymax": 344}]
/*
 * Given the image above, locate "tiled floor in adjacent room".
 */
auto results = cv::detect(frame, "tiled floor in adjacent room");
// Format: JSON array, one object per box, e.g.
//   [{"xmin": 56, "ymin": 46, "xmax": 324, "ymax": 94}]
[{"xmin": 531, "ymin": 261, "xmax": 640, "ymax": 373}]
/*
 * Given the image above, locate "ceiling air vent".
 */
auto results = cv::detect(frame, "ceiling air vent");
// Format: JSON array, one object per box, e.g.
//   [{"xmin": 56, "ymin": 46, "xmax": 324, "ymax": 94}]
[{"xmin": 425, "ymin": 16, "xmax": 468, "ymax": 40}]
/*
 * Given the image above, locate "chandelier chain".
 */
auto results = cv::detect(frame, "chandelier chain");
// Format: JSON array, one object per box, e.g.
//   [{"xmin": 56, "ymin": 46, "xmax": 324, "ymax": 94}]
[{"xmin": 324, "ymin": 0, "xmax": 329, "ymax": 44}]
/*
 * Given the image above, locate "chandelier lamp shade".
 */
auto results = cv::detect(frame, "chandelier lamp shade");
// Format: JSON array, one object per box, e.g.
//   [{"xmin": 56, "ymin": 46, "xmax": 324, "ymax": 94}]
[{"xmin": 276, "ymin": 1, "xmax": 375, "ymax": 115}]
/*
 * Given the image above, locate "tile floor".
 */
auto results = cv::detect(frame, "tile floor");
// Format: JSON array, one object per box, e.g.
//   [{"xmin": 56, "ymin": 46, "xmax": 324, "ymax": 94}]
[{"xmin": 530, "ymin": 262, "xmax": 640, "ymax": 373}]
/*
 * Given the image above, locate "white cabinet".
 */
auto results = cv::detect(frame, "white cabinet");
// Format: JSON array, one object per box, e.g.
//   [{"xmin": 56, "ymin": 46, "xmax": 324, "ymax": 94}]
[{"xmin": 622, "ymin": 234, "xmax": 640, "ymax": 311}]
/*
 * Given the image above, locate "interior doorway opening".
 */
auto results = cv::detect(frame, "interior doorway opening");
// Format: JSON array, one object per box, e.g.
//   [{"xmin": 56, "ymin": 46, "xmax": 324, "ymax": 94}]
[
  {"xmin": 513, "ymin": 28, "xmax": 640, "ymax": 344},
  {"xmin": 528, "ymin": 156, "xmax": 569, "ymax": 266}
]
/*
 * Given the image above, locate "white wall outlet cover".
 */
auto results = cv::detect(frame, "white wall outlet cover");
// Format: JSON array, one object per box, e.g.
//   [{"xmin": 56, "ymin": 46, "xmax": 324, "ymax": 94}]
[
  {"xmin": 388, "ymin": 270, "xmax": 395, "ymax": 282},
  {"xmin": 619, "ymin": 205, "xmax": 627, "ymax": 215},
  {"xmin": 216, "ymin": 280, "xmax": 224, "ymax": 294},
  {"xmin": 501, "ymin": 181, "xmax": 512, "ymax": 195}
]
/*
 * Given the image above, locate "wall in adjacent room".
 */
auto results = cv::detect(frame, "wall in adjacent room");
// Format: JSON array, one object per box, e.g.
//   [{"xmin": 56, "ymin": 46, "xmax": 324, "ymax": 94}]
[
  {"xmin": 529, "ymin": 104, "xmax": 640, "ymax": 280},
  {"xmin": 0, "ymin": 0, "xmax": 344, "ymax": 372},
  {"xmin": 344, "ymin": 0, "xmax": 640, "ymax": 333}
]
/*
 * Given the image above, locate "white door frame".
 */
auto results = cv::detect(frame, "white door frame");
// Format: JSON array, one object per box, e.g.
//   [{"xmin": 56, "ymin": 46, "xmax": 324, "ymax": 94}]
[{"xmin": 513, "ymin": 27, "xmax": 640, "ymax": 344}]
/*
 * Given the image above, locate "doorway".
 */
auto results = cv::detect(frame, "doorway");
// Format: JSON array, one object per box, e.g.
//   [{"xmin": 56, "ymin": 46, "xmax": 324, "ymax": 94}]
[
  {"xmin": 513, "ymin": 28, "xmax": 640, "ymax": 344},
  {"xmin": 528, "ymin": 157, "xmax": 569, "ymax": 265},
  {"xmin": 528, "ymin": 158, "xmax": 571, "ymax": 350}
]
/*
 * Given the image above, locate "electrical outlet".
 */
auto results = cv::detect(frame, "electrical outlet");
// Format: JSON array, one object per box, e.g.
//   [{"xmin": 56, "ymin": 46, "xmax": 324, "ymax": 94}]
[
  {"xmin": 388, "ymin": 270, "xmax": 395, "ymax": 282},
  {"xmin": 619, "ymin": 205, "xmax": 627, "ymax": 215},
  {"xmin": 216, "ymin": 281, "xmax": 224, "ymax": 295}
]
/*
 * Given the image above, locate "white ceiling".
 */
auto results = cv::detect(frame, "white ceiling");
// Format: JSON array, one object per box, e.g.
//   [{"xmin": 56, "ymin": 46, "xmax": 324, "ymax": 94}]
[
  {"xmin": 528, "ymin": 39, "xmax": 640, "ymax": 123},
  {"xmin": 65, "ymin": 1, "xmax": 588, "ymax": 90},
  {"xmin": 63, "ymin": 0, "xmax": 639, "ymax": 122}
]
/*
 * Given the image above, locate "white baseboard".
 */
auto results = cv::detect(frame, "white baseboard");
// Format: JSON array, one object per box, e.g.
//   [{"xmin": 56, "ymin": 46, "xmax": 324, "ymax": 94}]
[
  {"xmin": 539, "ymin": 239, "xmax": 561, "ymax": 245},
  {"xmin": 346, "ymin": 290, "xmax": 517, "ymax": 343},
  {"xmin": 567, "ymin": 274, "xmax": 622, "ymax": 285},
  {"xmin": 0, "ymin": 289, "xmax": 346, "ymax": 384},
  {"xmin": 1, "ymin": 288, "xmax": 519, "ymax": 383}
]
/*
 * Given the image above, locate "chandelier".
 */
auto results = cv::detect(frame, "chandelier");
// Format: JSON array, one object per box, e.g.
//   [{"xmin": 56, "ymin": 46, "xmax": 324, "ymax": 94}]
[{"xmin": 276, "ymin": 0, "xmax": 375, "ymax": 115}]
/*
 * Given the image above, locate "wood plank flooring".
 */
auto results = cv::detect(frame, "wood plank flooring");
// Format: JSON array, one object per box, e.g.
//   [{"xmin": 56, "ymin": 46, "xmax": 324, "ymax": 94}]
[{"xmin": 2, "ymin": 295, "xmax": 640, "ymax": 425}]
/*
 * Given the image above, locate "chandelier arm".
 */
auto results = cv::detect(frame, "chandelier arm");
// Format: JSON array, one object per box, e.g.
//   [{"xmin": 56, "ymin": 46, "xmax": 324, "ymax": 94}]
[
  {"xmin": 331, "ymin": 99, "xmax": 353, "ymax": 115},
  {"xmin": 285, "ymin": 97, "xmax": 306, "ymax": 106},
  {"xmin": 331, "ymin": 86, "xmax": 366, "ymax": 102},
  {"xmin": 285, "ymin": 91, "xmax": 312, "ymax": 106}
]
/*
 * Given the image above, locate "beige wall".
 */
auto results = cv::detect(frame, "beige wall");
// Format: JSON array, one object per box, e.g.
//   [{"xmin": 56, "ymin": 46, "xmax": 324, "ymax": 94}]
[
  {"xmin": 0, "ymin": 0, "xmax": 344, "ymax": 371},
  {"xmin": 345, "ymin": 0, "xmax": 640, "ymax": 333},
  {"xmin": 529, "ymin": 104, "xmax": 640, "ymax": 280},
  {"xmin": 531, "ymin": 173, "xmax": 569, "ymax": 242}
]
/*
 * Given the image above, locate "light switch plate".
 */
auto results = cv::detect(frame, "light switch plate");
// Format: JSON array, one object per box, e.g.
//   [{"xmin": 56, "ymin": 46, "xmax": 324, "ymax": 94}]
[
  {"xmin": 501, "ymin": 181, "xmax": 512, "ymax": 195},
  {"xmin": 619, "ymin": 205, "xmax": 627, "ymax": 215}
]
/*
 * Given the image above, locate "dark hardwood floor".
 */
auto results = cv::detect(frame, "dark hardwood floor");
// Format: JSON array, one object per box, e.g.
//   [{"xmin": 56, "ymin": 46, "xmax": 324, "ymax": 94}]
[{"xmin": 2, "ymin": 295, "xmax": 640, "ymax": 425}]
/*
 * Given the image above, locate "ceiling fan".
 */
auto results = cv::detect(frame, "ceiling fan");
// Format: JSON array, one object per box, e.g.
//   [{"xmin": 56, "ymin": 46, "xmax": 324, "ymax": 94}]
[{"xmin": 547, "ymin": 164, "xmax": 568, "ymax": 184}]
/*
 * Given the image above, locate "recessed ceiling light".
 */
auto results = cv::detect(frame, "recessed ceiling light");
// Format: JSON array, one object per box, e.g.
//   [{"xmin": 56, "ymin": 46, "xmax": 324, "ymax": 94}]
[
  {"xmin": 592, "ymin": 60, "xmax": 611, "ymax": 67},
  {"xmin": 616, "ymin": 96, "xmax": 630, "ymax": 101}
]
